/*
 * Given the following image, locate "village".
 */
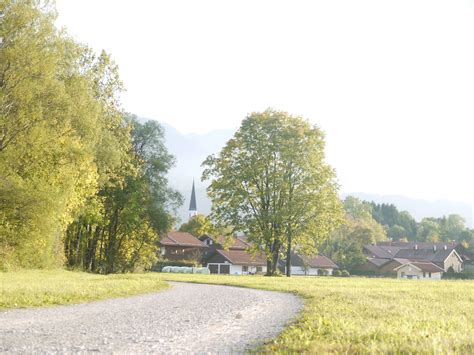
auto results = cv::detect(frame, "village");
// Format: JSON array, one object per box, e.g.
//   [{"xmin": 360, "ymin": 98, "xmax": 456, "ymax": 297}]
[{"xmin": 159, "ymin": 182, "xmax": 470, "ymax": 281}]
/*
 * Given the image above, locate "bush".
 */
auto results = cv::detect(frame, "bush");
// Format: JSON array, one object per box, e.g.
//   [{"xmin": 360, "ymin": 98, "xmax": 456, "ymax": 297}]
[
  {"xmin": 332, "ymin": 269, "xmax": 342, "ymax": 277},
  {"xmin": 341, "ymin": 270, "xmax": 350, "ymax": 277},
  {"xmin": 317, "ymin": 269, "xmax": 329, "ymax": 276}
]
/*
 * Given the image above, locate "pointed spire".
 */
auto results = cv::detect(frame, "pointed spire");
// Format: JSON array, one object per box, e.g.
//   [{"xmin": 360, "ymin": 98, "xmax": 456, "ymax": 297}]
[{"xmin": 189, "ymin": 179, "xmax": 197, "ymax": 215}]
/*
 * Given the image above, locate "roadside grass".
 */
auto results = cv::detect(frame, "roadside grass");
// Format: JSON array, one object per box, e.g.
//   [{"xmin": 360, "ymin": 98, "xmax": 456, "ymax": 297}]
[
  {"xmin": 160, "ymin": 273, "xmax": 474, "ymax": 354},
  {"xmin": 0, "ymin": 269, "xmax": 168, "ymax": 309}
]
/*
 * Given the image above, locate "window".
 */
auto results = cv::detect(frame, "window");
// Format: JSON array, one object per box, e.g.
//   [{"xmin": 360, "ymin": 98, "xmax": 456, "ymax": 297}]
[
  {"xmin": 257, "ymin": 266, "xmax": 262, "ymax": 272},
  {"xmin": 242, "ymin": 266, "xmax": 248, "ymax": 272},
  {"xmin": 429, "ymin": 272, "xmax": 432, "ymax": 278},
  {"xmin": 401, "ymin": 272, "xmax": 405, "ymax": 278},
  {"xmin": 423, "ymin": 272, "xmax": 426, "ymax": 278}
]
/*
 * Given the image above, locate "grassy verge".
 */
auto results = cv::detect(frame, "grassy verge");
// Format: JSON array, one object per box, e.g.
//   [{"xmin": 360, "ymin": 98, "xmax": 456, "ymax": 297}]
[
  {"xmin": 159, "ymin": 273, "xmax": 474, "ymax": 353},
  {"xmin": 0, "ymin": 269, "xmax": 168, "ymax": 309}
]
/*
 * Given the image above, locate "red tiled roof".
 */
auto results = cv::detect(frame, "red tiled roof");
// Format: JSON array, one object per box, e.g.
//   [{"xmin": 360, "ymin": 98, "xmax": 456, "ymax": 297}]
[
  {"xmin": 215, "ymin": 235, "xmax": 250, "ymax": 250},
  {"xmin": 295, "ymin": 254, "xmax": 339, "ymax": 269},
  {"xmin": 160, "ymin": 232, "xmax": 206, "ymax": 248},
  {"xmin": 217, "ymin": 249, "xmax": 266, "ymax": 266}
]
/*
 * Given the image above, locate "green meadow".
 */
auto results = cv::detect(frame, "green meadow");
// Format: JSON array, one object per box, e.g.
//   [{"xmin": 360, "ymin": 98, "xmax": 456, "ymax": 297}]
[
  {"xmin": 0, "ymin": 270, "xmax": 168, "ymax": 309},
  {"xmin": 161, "ymin": 274, "xmax": 474, "ymax": 354},
  {"xmin": 2, "ymin": 271, "xmax": 474, "ymax": 353}
]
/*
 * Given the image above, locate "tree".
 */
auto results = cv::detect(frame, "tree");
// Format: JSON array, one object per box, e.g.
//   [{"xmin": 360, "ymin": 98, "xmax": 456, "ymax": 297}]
[
  {"xmin": 387, "ymin": 225, "xmax": 407, "ymax": 240},
  {"xmin": 65, "ymin": 118, "xmax": 182, "ymax": 273},
  {"xmin": 202, "ymin": 109, "xmax": 342, "ymax": 276},
  {"xmin": 179, "ymin": 214, "xmax": 216, "ymax": 237},
  {"xmin": 416, "ymin": 218, "xmax": 440, "ymax": 242},
  {"xmin": 321, "ymin": 197, "xmax": 388, "ymax": 270},
  {"xmin": 0, "ymin": 0, "xmax": 129, "ymax": 268}
]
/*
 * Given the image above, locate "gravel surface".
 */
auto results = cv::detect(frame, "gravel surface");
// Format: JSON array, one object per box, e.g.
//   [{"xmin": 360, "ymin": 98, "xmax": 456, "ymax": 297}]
[{"xmin": 0, "ymin": 281, "xmax": 302, "ymax": 354}]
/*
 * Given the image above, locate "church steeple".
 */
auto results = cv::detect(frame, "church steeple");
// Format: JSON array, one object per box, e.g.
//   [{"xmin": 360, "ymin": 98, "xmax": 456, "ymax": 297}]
[{"xmin": 189, "ymin": 179, "xmax": 197, "ymax": 218}]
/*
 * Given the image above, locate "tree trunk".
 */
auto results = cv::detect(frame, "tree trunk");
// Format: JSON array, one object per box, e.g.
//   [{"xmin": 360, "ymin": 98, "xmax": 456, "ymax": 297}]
[
  {"xmin": 266, "ymin": 259, "xmax": 272, "ymax": 276},
  {"xmin": 286, "ymin": 231, "xmax": 292, "ymax": 277}
]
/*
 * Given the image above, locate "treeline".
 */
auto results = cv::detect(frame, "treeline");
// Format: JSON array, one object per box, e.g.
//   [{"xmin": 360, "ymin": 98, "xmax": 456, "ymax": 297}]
[
  {"xmin": 322, "ymin": 196, "xmax": 474, "ymax": 270},
  {"xmin": 370, "ymin": 202, "xmax": 473, "ymax": 243},
  {"xmin": 0, "ymin": 1, "xmax": 180, "ymax": 271}
]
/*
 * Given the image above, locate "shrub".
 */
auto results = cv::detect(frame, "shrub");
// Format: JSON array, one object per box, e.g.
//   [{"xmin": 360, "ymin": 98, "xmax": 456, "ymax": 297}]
[
  {"xmin": 341, "ymin": 270, "xmax": 350, "ymax": 277},
  {"xmin": 317, "ymin": 269, "xmax": 329, "ymax": 276},
  {"xmin": 332, "ymin": 269, "xmax": 342, "ymax": 277}
]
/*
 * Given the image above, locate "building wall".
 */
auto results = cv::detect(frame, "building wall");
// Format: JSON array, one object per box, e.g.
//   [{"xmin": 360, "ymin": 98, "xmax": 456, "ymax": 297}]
[
  {"xmin": 207, "ymin": 262, "xmax": 266, "ymax": 275},
  {"xmin": 396, "ymin": 265, "xmax": 442, "ymax": 280},
  {"xmin": 443, "ymin": 251, "xmax": 463, "ymax": 272},
  {"xmin": 160, "ymin": 246, "xmax": 205, "ymax": 262}
]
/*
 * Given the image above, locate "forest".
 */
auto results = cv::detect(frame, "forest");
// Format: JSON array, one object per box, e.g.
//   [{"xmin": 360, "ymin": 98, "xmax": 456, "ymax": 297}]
[{"xmin": 0, "ymin": 1, "xmax": 181, "ymax": 271}]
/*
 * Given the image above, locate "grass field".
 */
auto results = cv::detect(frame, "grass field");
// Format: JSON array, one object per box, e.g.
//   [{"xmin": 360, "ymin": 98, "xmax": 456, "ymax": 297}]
[
  {"xmin": 0, "ymin": 270, "xmax": 168, "ymax": 309},
  {"xmin": 2, "ymin": 271, "xmax": 474, "ymax": 353},
  {"xmin": 160, "ymin": 273, "xmax": 474, "ymax": 353}
]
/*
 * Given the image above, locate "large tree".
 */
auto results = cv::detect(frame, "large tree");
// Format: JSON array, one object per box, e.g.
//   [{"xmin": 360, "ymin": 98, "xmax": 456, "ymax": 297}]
[
  {"xmin": 202, "ymin": 109, "xmax": 342, "ymax": 276},
  {"xmin": 0, "ymin": 0, "xmax": 130, "ymax": 268}
]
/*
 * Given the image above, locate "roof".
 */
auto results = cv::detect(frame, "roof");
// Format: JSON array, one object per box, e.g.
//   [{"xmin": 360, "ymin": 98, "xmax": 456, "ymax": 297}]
[
  {"xmin": 291, "ymin": 253, "xmax": 339, "ymax": 269},
  {"xmin": 216, "ymin": 249, "xmax": 266, "ymax": 266},
  {"xmin": 189, "ymin": 180, "xmax": 197, "ymax": 211},
  {"xmin": 367, "ymin": 258, "xmax": 392, "ymax": 267},
  {"xmin": 199, "ymin": 235, "xmax": 251, "ymax": 250},
  {"xmin": 377, "ymin": 241, "xmax": 460, "ymax": 250},
  {"xmin": 393, "ymin": 248, "xmax": 457, "ymax": 263},
  {"xmin": 394, "ymin": 262, "xmax": 445, "ymax": 273},
  {"xmin": 160, "ymin": 232, "xmax": 206, "ymax": 248},
  {"xmin": 364, "ymin": 245, "xmax": 398, "ymax": 259},
  {"xmin": 215, "ymin": 235, "xmax": 250, "ymax": 250}
]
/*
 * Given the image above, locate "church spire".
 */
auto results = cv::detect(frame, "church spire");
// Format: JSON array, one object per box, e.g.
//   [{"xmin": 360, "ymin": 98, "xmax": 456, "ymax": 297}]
[{"xmin": 189, "ymin": 179, "xmax": 197, "ymax": 218}]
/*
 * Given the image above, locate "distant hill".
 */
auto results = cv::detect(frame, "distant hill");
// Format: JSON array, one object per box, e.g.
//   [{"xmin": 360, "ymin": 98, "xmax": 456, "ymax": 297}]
[{"xmin": 138, "ymin": 117, "xmax": 473, "ymax": 228}]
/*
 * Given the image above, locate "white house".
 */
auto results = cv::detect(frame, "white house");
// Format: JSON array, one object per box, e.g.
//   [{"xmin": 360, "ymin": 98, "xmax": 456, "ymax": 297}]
[
  {"xmin": 205, "ymin": 249, "xmax": 267, "ymax": 275},
  {"xmin": 281, "ymin": 253, "xmax": 339, "ymax": 276},
  {"xmin": 394, "ymin": 262, "xmax": 444, "ymax": 280}
]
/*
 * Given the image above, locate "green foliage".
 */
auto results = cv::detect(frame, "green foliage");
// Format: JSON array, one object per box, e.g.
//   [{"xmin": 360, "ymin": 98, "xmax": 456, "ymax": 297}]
[
  {"xmin": 340, "ymin": 270, "xmax": 350, "ymax": 277},
  {"xmin": 322, "ymin": 197, "xmax": 387, "ymax": 270},
  {"xmin": 332, "ymin": 269, "xmax": 342, "ymax": 276},
  {"xmin": 317, "ymin": 269, "xmax": 329, "ymax": 276},
  {"xmin": 370, "ymin": 202, "xmax": 472, "ymax": 244},
  {"xmin": 179, "ymin": 214, "xmax": 216, "ymax": 237},
  {"xmin": 0, "ymin": 1, "xmax": 182, "ymax": 271},
  {"xmin": 0, "ymin": 0, "xmax": 118, "ymax": 268},
  {"xmin": 202, "ymin": 109, "xmax": 342, "ymax": 275},
  {"xmin": 65, "ymin": 118, "xmax": 183, "ymax": 273}
]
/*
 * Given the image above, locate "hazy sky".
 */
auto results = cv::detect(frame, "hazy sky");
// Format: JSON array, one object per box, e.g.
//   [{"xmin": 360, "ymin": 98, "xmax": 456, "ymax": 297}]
[{"xmin": 55, "ymin": 0, "xmax": 474, "ymax": 212}]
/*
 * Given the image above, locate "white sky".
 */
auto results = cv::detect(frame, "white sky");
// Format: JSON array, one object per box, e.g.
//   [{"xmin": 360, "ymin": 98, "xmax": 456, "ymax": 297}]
[{"xmin": 55, "ymin": 0, "xmax": 474, "ymax": 211}]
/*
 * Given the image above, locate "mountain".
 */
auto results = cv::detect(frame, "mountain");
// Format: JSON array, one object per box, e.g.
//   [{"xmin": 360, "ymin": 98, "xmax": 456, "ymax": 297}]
[
  {"xmin": 139, "ymin": 118, "xmax": 235, "ymax": 224},
  {"xmin": 138, "ymin": 117, "xmax": 473, "ymax": 228}
]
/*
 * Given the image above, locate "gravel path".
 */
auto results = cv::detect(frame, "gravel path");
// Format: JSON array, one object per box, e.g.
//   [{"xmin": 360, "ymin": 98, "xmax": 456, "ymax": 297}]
[{"xmin": 0, "ymin": 282, "xmax": 302, "ymax": 354}]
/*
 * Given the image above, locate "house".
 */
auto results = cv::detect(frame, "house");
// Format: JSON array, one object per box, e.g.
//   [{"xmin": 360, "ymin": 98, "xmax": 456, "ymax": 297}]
[
  {"xmin": 158, "ymin": 232, "xmax": 207, "ymax": 262},
  {"xmin": 356, "ymin": 242, "xmax": 464, "ymax": 277},
  {"xmin": 280, "ymin": 253, "xmax": 339, "ymax": 276},
  {"xmin": 394, "ymin": 262, "xmax": 444, "ymax": 280},
  {"xmin": 205, "ymin": 249, "xmax": 267, "ymax": 275},
  {"xmin": 377, "ymin": 241, "xmax": 472, "ymax": 264},
  {"xmin": 393, "ymin": 248, "xmax": 463, "ymax": 272},
  {"xmin": 199, "ymin": 234, "xmax": 251, "ymax": 250}
]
